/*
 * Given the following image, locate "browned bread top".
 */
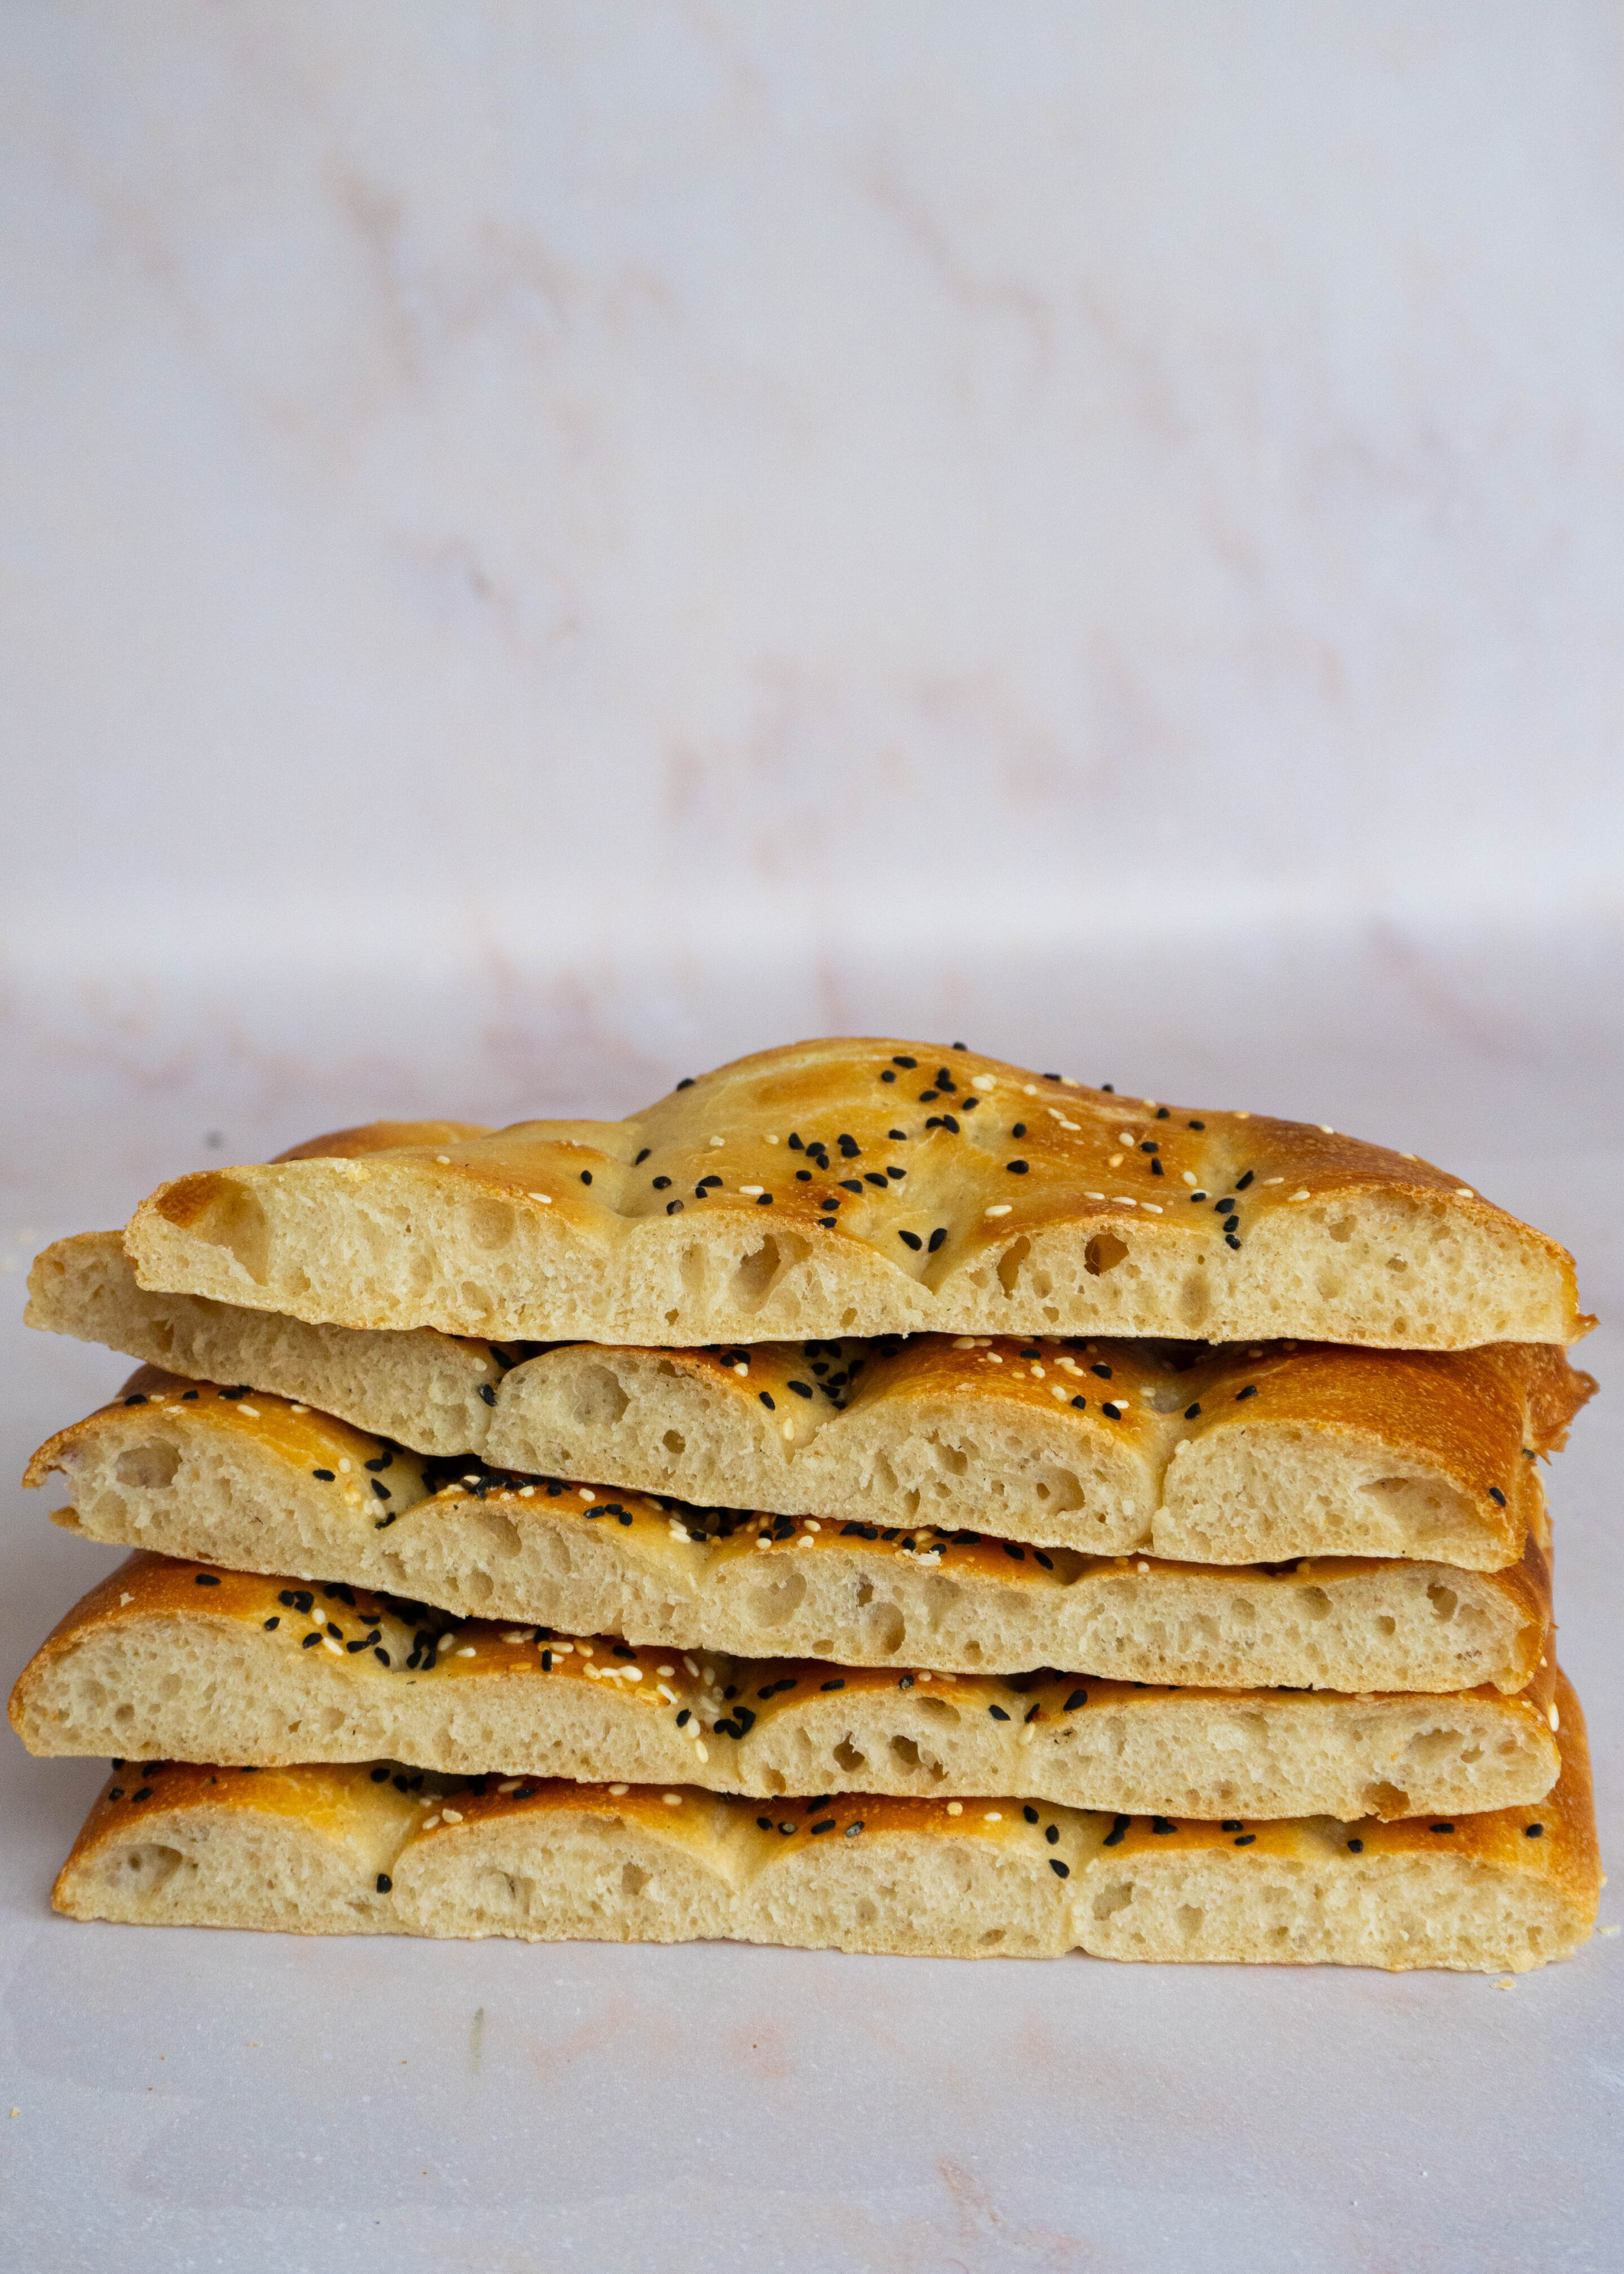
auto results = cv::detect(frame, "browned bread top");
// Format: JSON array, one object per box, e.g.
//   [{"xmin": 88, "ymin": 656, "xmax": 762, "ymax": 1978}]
[{"xmin": 122, "ymin": 1039, "xmax": 1591, "ymax": 1347}]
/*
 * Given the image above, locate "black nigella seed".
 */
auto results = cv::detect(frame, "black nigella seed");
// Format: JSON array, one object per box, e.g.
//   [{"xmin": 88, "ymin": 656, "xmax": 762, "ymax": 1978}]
[
  {"xmin": 1236, "ymin": 1386, "xmax": 1257, "ymax": 1402},
  {"xmin": 1430, "ymin": 1823, "xmax": 1454, "ymax": 1835},
  {"xmin": 133, "ymin": 1787, "xmax": 153, "ymax": 1803},
  {"xmin": 1092, "ymin": 1363, "xmax": 1113, "ymax": 1378},
  {"xmin": 122, "ymin": 1394, "xmax": 147, "ymax": 1407},
  {"xmin": 1188, "ymin": 1118, "xmax": 1204, "ymax": 1129},
  {"xmin": 262, "ymin": 1616, "xmax": 280, "ymax": 1630},
  {"xmin": 919, "ymin": 1090, "xmax": 938, "ymax": 1101},
  {"xmin": 1104, "ymin": 1815, "xmax": 1129, "ymax": 1846},
  {"xmin": 1489, "ymin": 1487, "xmax": 1507, "ymax": 1506},
  {"xmin": 1006, "ymin": 1160, "xmax": 1029, "ymax": 1174},
  {"xmin": 898, "ymin": 1229, "xmax": 923, "ymax": 1250},
  {"xmin": 928, "ymin": 1227, "xmax": 947, "ymax": 1252},
  {"xmin": 1062, "ymin": 1688, "xmax": 1087, "ymax": 1711},
  {"xmin": 193, "ymin": 1574, "xmax": 220, "ymax": 1586},
  {"xmin": 756, "ymin": 1192, "xmax": 773, "ymax": 1205},
  {"xmin": 988, "ymin": 1704, "xmax": 1010, "ymax": 1722},
  {"xmin": 1012, "ymin": 1122, "xmax": 1026, "ymax": 1138},
  {"xmin": 810, "ymin": 1819, "xmax": 836, "ymax": 1836},
  {"xmin": 839, "ymin": 1135, "xmax": 859, "ymax": 1157},
  {"xmin": 302, "ymin": 1633, "xmax": 321, "ymax": 1649},
  {"xmin": 758, "ymin": 1391, "xmax": 775, "ymax": 1409},
  {"xmin": 1045, "ymin": 1825, "xmax": 1060, "ymax": 1845},
  {"xmin": 864, "ymin": 1172, "xmax": 887, "ymax": 1188},
  {"xmin": 1184, "ymin": 1402, "xmax": 1202, "ymax": 1418},
  {"xmin": 818, "ymin": 1216, "xmax": 836, "ymax": 1228},
  {"xmin": 820, "ymin": 1678, "xmax": 845, "ymax": 1693},
  {"xmin": 312, "ymin": 1467, "xmax": 335, "ymax": 1482},
  {"xmin": 1236, "ymin": 1170, "xmax": 1254, "ymax": 1189},
  {"xmin": 652, "ymin": 1175, "xmax": 670, "ymax": 1188},
  {"xmin": 370, "ymin": 1767, "xmax": 390, "ymax": 1783},
  {"xmin": 839, "ymin": 1179, "xmax": 862, "ymax": 1193},
  {"xmin": 479, "ymin": 1383, "xmax": 496, "ymax": 1407},
  {"xmin": 889, "ymin": 1129, "xmax": 907, "ymax": 1140},
  {"xmin": 1347, "ymin": 1837, "xmax": 1363, "ymax": 1852},
  {"xmin": 1525, "ymin": 1823, "xmax": 1544, "ymax": 1837},
  {"xmin": 898, "ymin": 1674, "xmax": 915, "ymax": 1689},
  {"xmin": 1102, "ymin": 1403, "xmax": 1122, "ymax": 1420},
  {"xmin": 676, "ymin": 1077, "xmax": 695, "ymax": 1089},
  {"xmin": 634, "ymin": 1147, "xmax": 650, "ymax": 1164},
  {"xmin": 1023, "ymin": 1804, "xmax": 1039, "ymax": 1823},
  {"xmin": 1151, "ymin": 1817, "xmax": 1176, "ymax": 1836},
  {"xmin": 1049, "ymin": 1859, "xmax": 1070, "ymax": 1879},
  {"xmin": 1070, "ymin": 1396, "xmax": 1085, "ymax": 1410},
  {"xmin": 788, "ymin": 1381, "xmax": 814, "ymax": 1399},
  {"xmin": 881, "ymin": 1069, "xmax": 896, "ymax": 1082},
  {"xmin": 667, "ymin": 1200, "xmax": 684, "ymax": 1214},
  {"xmin": 893, "ymin": 1055, "xmax": 916, "ymax": 1068},
  {"xmin": 796, "ymin": 1169, "xmax": 811, "ymax": 1180},
  {"xmin": 1139, "ymin": 1141, "xmax": 1158, "ymax": 1153},
  {"xmin": 376, "ymin": 1874, "xmax": 392, "ymax": 1893},
  {"xmin": 1233, "ymin": 1834, "xmax": 1256, "ymax": 1846},
  {"xmin": 1225, "ymin": 1233, "xmax": 1241, "ymax": 1250},
  {"xmin": 1221, "ymin": 1821, "xmax": 1242, "ymax": 1832},
  {"xmin": 580, "ymin": 1171, "xmax": 592, "ymax": 1184}
]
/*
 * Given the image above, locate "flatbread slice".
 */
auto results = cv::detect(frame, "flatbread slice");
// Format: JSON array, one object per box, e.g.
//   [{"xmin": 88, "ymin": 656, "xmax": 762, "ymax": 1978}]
[
  {"xmin": 120, "ymin": 1042, "xmax": 1589, "ymax": 1347},
  {"xmin": 29, "ymin": 1234, "xmax": 1592, "ymax": 1567},
  {"xmin": 50, "ymin": 1672, "xmax": 1599, "ymax": 1970},
  {"xmin": 11, "ymin": 1550, "xmax": 1561, "ymax": 1821},
  {"xmin": 29, "ymin": 1372, "xmax": 1551, "ymax": 1689}
]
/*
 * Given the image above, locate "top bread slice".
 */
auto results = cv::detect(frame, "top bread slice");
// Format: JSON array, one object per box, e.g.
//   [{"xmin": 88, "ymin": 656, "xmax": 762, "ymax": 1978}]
[{"xmin": 121, "ymin": 1039, "xmax": 1589, "ymax": 1348}]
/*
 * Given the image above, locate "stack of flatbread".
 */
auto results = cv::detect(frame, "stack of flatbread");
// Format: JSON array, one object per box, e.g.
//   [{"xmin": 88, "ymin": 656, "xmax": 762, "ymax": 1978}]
[{"xmin": 12, "ymin": 1039, "xmax": 1601, "ymax": 1970}]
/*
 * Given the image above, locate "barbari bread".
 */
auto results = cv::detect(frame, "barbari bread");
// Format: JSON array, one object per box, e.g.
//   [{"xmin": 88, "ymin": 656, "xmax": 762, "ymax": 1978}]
[
  {"xmin": 120, "ymin": 1042, "xmax": 1589, "ymax": 1347},
  {"xmin": 11, "ymin": 1552, "xmax": 1562, "ymax": 1821},
  {"xmin": 29, "ymin": 1372, "xmax": 1551, "ymax": 1689},
  {"xmin": 51, "ymin": 1674, "xmax": 1598, "ymax": 1969},
  {"xmin": 29, "ymin": 1235, "xmax": 1591, "ymax": 1567}
]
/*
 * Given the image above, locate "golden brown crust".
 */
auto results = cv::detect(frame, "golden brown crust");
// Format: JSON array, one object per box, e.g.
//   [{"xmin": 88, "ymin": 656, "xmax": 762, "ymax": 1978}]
[
  {"xmin": 123, "ymin": 1039, "xmax": 1591, "ymax": 1348},
  {"xmin": 28, "ymin": 1372, "xmax": 1554, "ymax": 1687},
  {"xmin": 51, "ymin": 1674, "xmax": 1599, "ymax": 1969},
  {"xmin": 12, "ymin": 1550, "xmax": 1561, "ymax": 1819}
]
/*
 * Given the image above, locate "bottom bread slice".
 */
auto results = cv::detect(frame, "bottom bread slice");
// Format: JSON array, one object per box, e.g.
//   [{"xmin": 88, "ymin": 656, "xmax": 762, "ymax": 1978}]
[{"xmin": 52, "ymin": 1673, "xmax": 1597, "ymax": 1971}]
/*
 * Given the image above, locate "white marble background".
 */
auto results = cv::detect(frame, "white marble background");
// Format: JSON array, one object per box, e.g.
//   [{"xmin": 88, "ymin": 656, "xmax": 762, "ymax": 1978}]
[{"xmin": 1, "ymin": 7, "xmax": 1621, "ymax": 2269}]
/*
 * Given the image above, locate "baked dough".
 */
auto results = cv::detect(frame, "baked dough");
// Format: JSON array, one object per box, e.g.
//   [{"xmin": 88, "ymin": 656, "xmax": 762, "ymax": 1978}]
[
  {"xmin": 120, "ymin": 1043, "xmax": 1590, "ymax": 1348},
  {"xmin": 29, "ymin": 1234, "xmax": 1591, "ymax": 1567},
  {"xmin": 11, "ymin": 1552, "xmax": 1562, "ymax": 1821},
  {"xmin": 50, "ymin": 1672, "xmax": 1598, "ymax": 1970},
  {"xmin": 30, "ymin": 1371, "xmax": 1551, "ymax": 1689}
]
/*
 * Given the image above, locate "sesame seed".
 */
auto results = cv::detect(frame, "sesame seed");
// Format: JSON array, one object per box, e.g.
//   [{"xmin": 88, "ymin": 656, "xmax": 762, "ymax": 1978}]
[
  {"xmin": 528, "ymin": 1192, "xmax": 553, "ymax": 1204},
  {"xmin": 1455, "ymin": 1187, "xmax": 1475, "ymax": 1198},
  {"xmin": 663, "ymin": 1793, "xmax": 683, "ymax": 1806},
  {"xmin": 946, "ymin": 1801, "xmax": 963, "ymax": 1815},
  {"xmin": 985, "ymin": 1202, "xmax": 1012, "ymax": 1217}
]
